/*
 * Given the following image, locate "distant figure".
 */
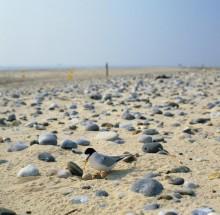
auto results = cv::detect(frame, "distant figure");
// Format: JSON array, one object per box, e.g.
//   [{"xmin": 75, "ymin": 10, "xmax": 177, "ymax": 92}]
[{"xmin": 105, "ymin": 62, "xmax": 109, "ymax": 78}]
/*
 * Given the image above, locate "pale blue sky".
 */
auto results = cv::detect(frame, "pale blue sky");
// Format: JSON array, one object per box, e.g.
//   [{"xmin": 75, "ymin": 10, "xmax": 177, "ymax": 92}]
[{"xmin": 0, "ymin": 0, "xmax": 219, "ymax": 67}]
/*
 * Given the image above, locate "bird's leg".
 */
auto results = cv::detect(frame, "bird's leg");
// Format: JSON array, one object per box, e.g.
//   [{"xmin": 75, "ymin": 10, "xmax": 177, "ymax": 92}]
[
  {"xmin": 100, "ymin": 171, "xmax": 108, "ymax": 178},
  {"xmin": 92, "ymin": 171, "xmax": 102, "ymax": 179},
  {"xmin": 83, "ymin": 159, "xmax": 88, "ymax": 172}
]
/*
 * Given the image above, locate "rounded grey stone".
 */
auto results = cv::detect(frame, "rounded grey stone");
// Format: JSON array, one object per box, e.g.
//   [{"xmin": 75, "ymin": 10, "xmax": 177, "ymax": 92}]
[
  {"xmin": 144, "ymin": 172, "xmax": 161, "ymax": 178},
  {"xmin": 0, "ymin": 208, "xmax": 16, "ymax": 215},
  {"xmin": 38, "ymin": 152, "xmax": 55, "ymax": 162},
  {"xmin": 142, "ymin": 142, "xmax": 163, "ymax": 153},
  {"xmin": 192, "ymin": 207, "xmax": 214, "ymax": 215},
  {"xmin": 167, "ymin": 166, "xmax": 191, "ymax": 174},
  {"xmin": 96, "ymin": 131, "xmax": 118, "ymax": 141},
  {"xmin": 85, "ymin": 123, "xmax": 99, "ymax": 131},
  {"xmin": 144, "ymin": 203, "xmax": 160, "ymax": 210},
  {"xmin": 17, "ymin": 164, "xmax": 40, "ymax": 177},
  {"xmin": 90, "ymin": 93, "xmax": 102, "ymax": 100},
  {"xmin": 57, "ymin": 169, "xmax": 71, "ymax": 178},
  {"xmin": 61, "ymin": 140, "xmax": 77, "ymax": 150},
  {"xmin": 159, "ymin": 211, "xmax": 178, "ymax": 215},
  {"xmin": 143, "ymin": 129, "xmax": 159, "ymax": 135},
  {"xmin": 168, "ymin": 177, "xmax": 184, "ymax": 185},
  {"xmin": 138, "ymin": 135, "xmax": 153, "ymax": 143},
  {"xmin": 184, "ymin": 181, "xmax": 199, "ymax": 189},
  {"xmin": 70, "ymin": 195, "xmax": 88, "ymax": 204},
  {"xmin": 0, "ymin": 160, "xmax": 8, "ymax": 165},
  {"xmin": 7, "ymin": 114, "xmax": 16, "ymax": 121},
  {"xmin": 131, "ymin": 178, "xmax": 163, "ymax": 196},
  {"xmin": 75, "ymin": 138, "xmax": 90, "ymax": 146},
  {"xmin": 95, "ymin": 190, "xmax": 109, "ymax": 197},
  {"xmin": 164, "ymin": 112, "xmax": 174, "ymax": 117},
  {"xmin": 7, "ymin": 142, "xmax": 28, "ymax": 152},
  {"xmin": 122, "ymin": 111, "xmax": 135, "ymax": 120},
  {"xmin": 38, "ymin": 133, "xmax": 57, "ymax": 145},
  {"xmin": 67, "ymin": 161, "xmax": 83, "ymax": 177}
]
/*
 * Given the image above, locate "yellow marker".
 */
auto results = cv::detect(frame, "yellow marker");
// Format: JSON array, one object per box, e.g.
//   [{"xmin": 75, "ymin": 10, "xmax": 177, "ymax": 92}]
[{"xmin": 67, "ymin": 70, "xmax": 74, "ymax": 81}]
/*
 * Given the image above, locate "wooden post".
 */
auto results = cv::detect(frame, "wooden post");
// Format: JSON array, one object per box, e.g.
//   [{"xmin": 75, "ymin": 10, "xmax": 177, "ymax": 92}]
[{"xmin": 105, "ymin": 62, "xmax": 109, "ymax": 79}]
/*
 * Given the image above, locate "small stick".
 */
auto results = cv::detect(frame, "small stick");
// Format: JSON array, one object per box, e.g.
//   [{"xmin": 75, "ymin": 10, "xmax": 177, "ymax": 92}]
[{"xmin": 64, "ymin": 208, "xmax": 79, "ymax": 215}]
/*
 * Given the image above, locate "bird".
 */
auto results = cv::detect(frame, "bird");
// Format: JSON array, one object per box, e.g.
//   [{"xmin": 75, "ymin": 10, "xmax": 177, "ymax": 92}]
[{"xmin": 84, "ymin": 148, "xmax": 129, "ymax": 174}]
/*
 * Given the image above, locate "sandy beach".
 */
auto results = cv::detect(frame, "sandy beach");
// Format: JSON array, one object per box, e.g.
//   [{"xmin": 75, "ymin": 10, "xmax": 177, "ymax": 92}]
[{"xmin": 1, "ymin": 67, "xmax": 220, "ymax": 215}]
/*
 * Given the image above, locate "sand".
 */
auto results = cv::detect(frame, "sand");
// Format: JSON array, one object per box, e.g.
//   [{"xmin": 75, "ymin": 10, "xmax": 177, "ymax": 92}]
[{"xmin": 0, "ymin": 67, "xmax": 220, "ymax": 215}]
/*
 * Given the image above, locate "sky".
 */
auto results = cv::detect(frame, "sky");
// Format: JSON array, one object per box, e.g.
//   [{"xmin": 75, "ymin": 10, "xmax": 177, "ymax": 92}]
[{"xmin": 0, "ymin": 0, "xmax": 219, "ymax": 68}]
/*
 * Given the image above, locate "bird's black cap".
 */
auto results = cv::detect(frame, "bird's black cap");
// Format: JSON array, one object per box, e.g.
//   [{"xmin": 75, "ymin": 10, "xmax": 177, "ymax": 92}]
[{"xmin": 84, "ymin": 148, "xmax": 96, "ymax": 155}]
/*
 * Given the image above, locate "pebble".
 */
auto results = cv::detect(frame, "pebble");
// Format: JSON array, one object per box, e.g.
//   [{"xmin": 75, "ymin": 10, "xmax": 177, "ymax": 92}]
[
  {"xmin": 174, "ymin": 189, "xmax": 195, "ymax": 196},
  {"xmin": 70, "ymin": 195, "xmax": 88, "ymax": 204},
  {"xmin": 158, "ymin": 210, "xmax": 178, "ymax": 215},
  {"xmin": 0, "ymin": 118, "xmax": 6, "ymax": 126},
  {"xmin": 75, "ymin": 138, "xmax": 90, "ymax": 146},
  {"xmin": 119, "ymin": 122, "xmax": 134, "ymax": 130},
  {"xmin": 34, "ymin": 124, "xmax": 46, "ymax": 130},
  {"xmin": 95, "ymin": 190, "xmax": 109, "ymax": 197},
  {"xmin": 183, "ymin": 127, "xmax": 198, "ymax": 135},
  {"xmin": 152, "ymin": 108, "xmax": 163, "ymax": 115},
  {"xmin": 61, "ymin": 139, "xmax": 77, "ymax": 150},
  {"xmin": 68, "ymin": 125, "xmax": 77, "ymax": 130},
  {"xmin": 96, "ymin": 131, "xmax": 118, "ymax": 141},
  {"xmin": 30, "ymin": 140, "xmax": 39, "ymax": 145},
  {"xmin": 38, "ymin": 152, "xmax": 55, "ymax": 162},
  {"xmin": 123, "ymin": 154, "xmax": 137, "ymax": 163},
  {"xmin": 122, "ymin": 111, "xmax": 135, "ymax": 120},
  {"xmin": 164, "ymin": 112, "xmax": 174, "ymax": 117},
  {"xmin": 81, "ymin": 185, "xmax": 91, "ymax": 189},
  {"xmin": 0, "ymin": 159, "xmax": 8, "ymax": 165},
  {"xmin": 67, "ymin": 161, "xmax": 83, "ymax": 177},
  {"xmin": 38, "ymin": 133, "xmax": 57, "ymax": 145},
  {"xmin": 113, "ymin": 138, "xmax": 125, "ymax": 144},
  {"xmin": 138, "ymin": 134, "xmax": 153, "ymax": 143},
  {"xmin": 48, "ymin": 103, "xmax": 59, "ymax": 110},
  {"xmin": 184, "ymin": 181, "xmax": 199, "ymax": 189},
  {"xmin": 143, "ymin": 129, "xmax": 159, "ymax": 135},
  {"xmin": 172, "ymin": 192, "xmax": 182, "ymax": 199},
  {"xmin": 144, "ymin": 172, "xmax": 161, "ymax": 178},
  {"xmin": 192, "ymin": 207, "xmax": 214, "ymax": 215},
  {"xmin": 0, "ymin": 208, "xmax": 16, "ymax": 215},
  {"xmin": 103, "ymin": 93, "xmax": 112, "ymax": 101},
  {"xmin": 84, "ymin": 103, "xmax": 94, "ymax": 110},
  {"xmin": 131, "ymin": 178, "xmax": 164, "ymax": 196},
  {"xmin": 144, "ymin": 203, "xmax": 160, "ymax": 210},
  {"xmin": 85, "ymin": 122, "xmax": 99, "ymax": 131},
  {"xmin": 7, "ymin": 114, "xmax": 16, "ymax": 121},
  {"xmin": 17, "ymin": 164, "xmax": 40, "ymax": 177},
  {"xmin": 142, "ymin": 142, "xmax": 163, "ymax": 153},
  {"xmin": 167, "ymin": 166, "xmax": 191, "ymax": 174},
  {"xmin": 157, "ymin": 194, "xmax": 173, "ymax": 200},
  {"xmin": 190, "ymin": 118, "xmax": 210, "ymax": 125},
  {"xmin": 208, "ymin": 213, "xmax": 220, "ymax": 215},
  {"xmin": 168, "ymin": 177, "xmax": 184, "ymax": 185},
  {"xmin": 71, "ymin": 148, "xmax": 82, "ymax": 154},
  {"xmin": 7, "ymin": 142, "xmax": 28, "ymax": 152},
  {"xmin": 82, "ymin": 173, "xmax": 93, "ymax": 180},
  {"xmin": 90, "ymin": 93, "xmax": 102, "ymax": 100},
  {"xmin": 57, "ymin": 169, "xmax": 71, "ymax": 178},
  {"xmin": 69, "ymin": 104, "xmax": 77, "ymax": 109}
]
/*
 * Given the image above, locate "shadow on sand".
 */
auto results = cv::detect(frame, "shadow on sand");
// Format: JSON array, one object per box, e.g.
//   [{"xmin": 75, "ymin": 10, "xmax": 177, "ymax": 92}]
[{"xmin": 106, "ymin": 168, "xmax": 135, "ymax": 180}]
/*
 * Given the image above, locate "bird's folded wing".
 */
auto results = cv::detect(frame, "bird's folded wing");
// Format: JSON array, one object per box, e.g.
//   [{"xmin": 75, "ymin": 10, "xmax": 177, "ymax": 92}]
[{"xmin": 97, "ymin": 155, "xmax": 120, "ymax": 167}]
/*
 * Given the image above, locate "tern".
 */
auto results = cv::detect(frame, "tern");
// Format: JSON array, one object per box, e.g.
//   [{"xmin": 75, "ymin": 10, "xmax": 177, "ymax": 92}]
[{"xmin": 84, "ymin": 148, "xmax": 129, "ymax": 175}]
